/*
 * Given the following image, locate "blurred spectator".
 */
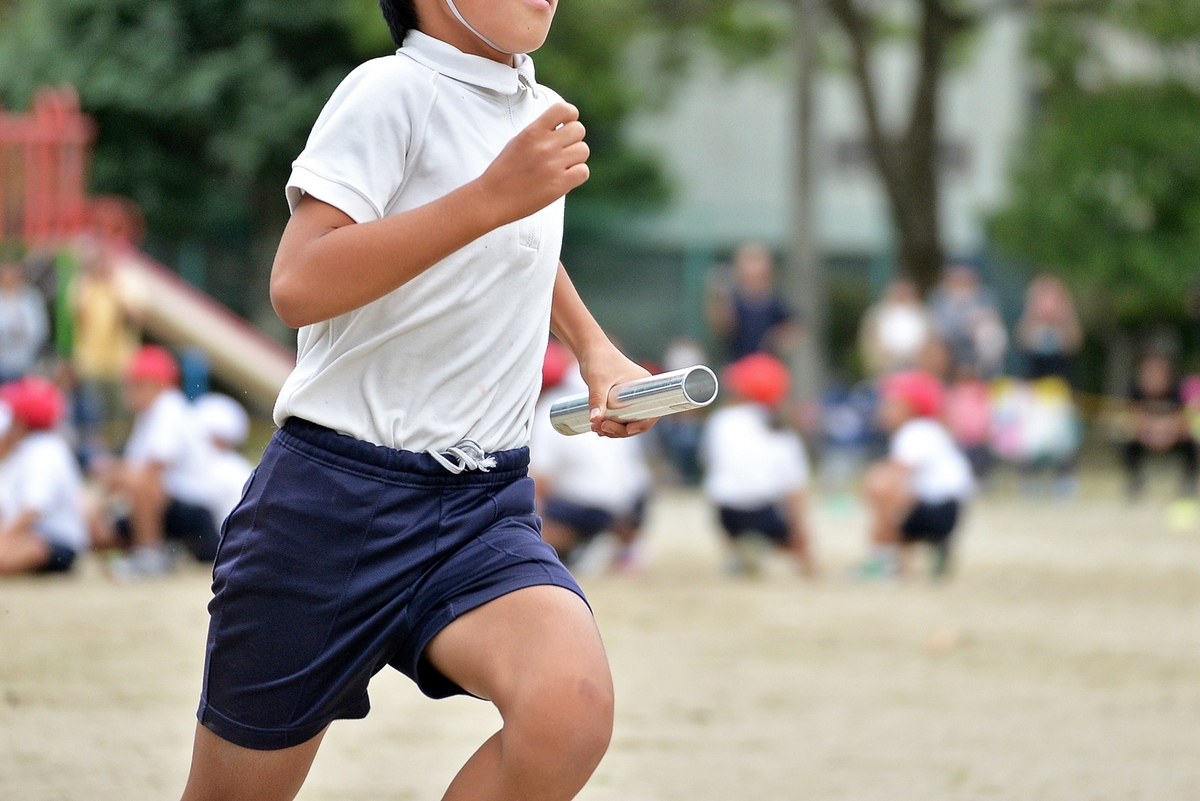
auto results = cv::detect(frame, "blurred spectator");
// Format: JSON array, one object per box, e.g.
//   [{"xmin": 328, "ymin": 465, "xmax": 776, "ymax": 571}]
[
  {"xmin": 858, "ymin": 277, "xmax": 932, "ymax": 376},
  {"xmin": 702, "ymin": 354, "xmax": 815, "ymax": 577},
  {"xmin": 194, "ymin": 393, "xmax": 255, "ymax": 527},
  {"xmin": 0, "ymin": 377, "xmax": 87, "ymax": 576},
  {"xmin": 860, "ymin": 371, "xmax": 973, "ymax": 579},
  {"xmin": 90, "ymin": 347, "xmax": 221, "ymax": 579},
  {"xmin": 818, "ymin": 381, "xmax": 879, "ymax": 491},
  {"xmin": 928, "ymin": 265, "xmax": 1004, "ymax": 377},
  {"xmin": 706, "ymin": 242, "xmax": 798, "ymax": 362},
  {"xmin": 990, "ymin": 376, "xmax": 1080, "ymax": 498},
  {"xmin": 654, "ymin": 337, "xmax": 708, "ymax": 485},
  {"xmin": 1016, "ymin": 274, "xmax": 1082, "ymax": 382},
  {"xmin": 1122, "ymin": 353, "xmax": 1197, "ymax": 500},
  {"xmin": 944, "ymin": 365, "xmax": 994, "ymax": 481},
  {"xmin": 530, "ymin": 343, "xmax": 651, "ymax": 573},
  {"xmin": 0, "ymin": 259, "xmax": 50, "ymax": 383},
  {"xmin": 67, "ymin": 237, "xmax": 147, "ymax": 451}
]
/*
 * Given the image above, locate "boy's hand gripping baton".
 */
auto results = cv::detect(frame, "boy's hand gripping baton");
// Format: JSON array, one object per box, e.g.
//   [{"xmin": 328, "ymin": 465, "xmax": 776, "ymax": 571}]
[{"xmin": 549, "ymin": 365, "xmax": 719, "ymax": 436}]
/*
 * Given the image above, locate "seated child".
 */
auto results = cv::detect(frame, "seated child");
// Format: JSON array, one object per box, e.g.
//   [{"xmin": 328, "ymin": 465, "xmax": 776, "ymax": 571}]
[
  {"xmin": 1122, "ymin": 353, "xmax": 1197, "ymax": 499},
  {"xmin": 701, "ymin": 353, "xmax": 815, "ymax": 576},
  {"xmin": 0, "ymin": 377, "xmax": 87, "ymax": 575},
  {"xmin": 193, "ymin": 392, "xmax": 255, "ymax": 526},
  {"xmin": 91, "ymin": 346, "xmax": 221, "ymax": 577},
  {"xmin": 862, "ymin": 370, "xmax": 974, "ymax": 578},
  {"xmin": 531, "ymin": 343, "xmax": 651, "ymax": 572}
]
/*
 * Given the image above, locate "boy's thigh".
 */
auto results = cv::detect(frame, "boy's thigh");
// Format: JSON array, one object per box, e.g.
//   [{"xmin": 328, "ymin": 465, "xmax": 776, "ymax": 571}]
[{"xmin": 423, "ymin": 585, "xmax": 609, "ymax": 709}]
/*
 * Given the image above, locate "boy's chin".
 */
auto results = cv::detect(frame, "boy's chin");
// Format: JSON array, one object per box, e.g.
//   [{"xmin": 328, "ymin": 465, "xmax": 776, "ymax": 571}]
[{"xmin": 498, "ymin": 29, "xmax": 551, "ymax": 54}]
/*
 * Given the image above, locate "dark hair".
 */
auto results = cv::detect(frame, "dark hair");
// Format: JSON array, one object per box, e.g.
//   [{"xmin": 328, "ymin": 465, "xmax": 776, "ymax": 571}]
[{"xmin": 379, "ymin": 0, "xmax": 419, "ymax": 47}]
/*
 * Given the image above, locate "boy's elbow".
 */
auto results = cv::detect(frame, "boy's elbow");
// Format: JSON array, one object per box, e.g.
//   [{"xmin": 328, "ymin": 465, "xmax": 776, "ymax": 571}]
[{"xmin": 270, "ymin": 272, "xmax": 314, "ymax": 329}]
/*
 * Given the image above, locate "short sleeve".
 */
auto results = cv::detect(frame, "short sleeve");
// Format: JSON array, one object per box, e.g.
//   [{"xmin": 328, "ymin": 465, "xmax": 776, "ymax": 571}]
[
  {"xmin": 891, "ymin": 422, "xmax": 939, "ymax": 470},
  {"xmin": 286, "ymin": 60, "xmax": 430, "ymax": 223},
  {"xmin": 12, "ymin": 450, "xmax": 56, "ymax": 515},
  {"xmin": 774, "ymin": 432, "xmax": 809, "ymax": 491},
  {"xmin": 137, "ymin": 403, "xmax": 188, "ymax": 468}
]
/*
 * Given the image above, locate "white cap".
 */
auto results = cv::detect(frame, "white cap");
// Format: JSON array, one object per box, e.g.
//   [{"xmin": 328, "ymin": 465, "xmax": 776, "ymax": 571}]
[
  {"xmin": 194, "ymin": 393, "xmax": 250, "ymax": 448},
  {"xmin": 0, "ymin": 400, "xmax": 11, "ymax": 439}
]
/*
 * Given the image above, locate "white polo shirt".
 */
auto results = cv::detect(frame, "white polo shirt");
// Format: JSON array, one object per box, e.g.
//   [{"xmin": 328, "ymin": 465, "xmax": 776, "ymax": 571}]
[
  {"xmin": 125, "ymin": 388, "xmax": 218, "ymax": 508},
  {"xmin": 275, "ymin": 31, "xmax": 568, "ymax": 453},
  {"xmin": 0, "ymin": 432, "xmax": 87, "ymax": 552},
  {"xmin": 702, "ymin": 403, "xmax": 810, "ymax": 510},
  {"xmin": 890, "ymin": 418, "xmax": 974, "ymax": 504}
]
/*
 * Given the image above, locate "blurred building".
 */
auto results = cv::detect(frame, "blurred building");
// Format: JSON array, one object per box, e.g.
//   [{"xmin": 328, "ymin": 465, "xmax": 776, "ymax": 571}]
[{"xmin": 564, "ymin": 8, "xmax": 1030, "ymax": 363}]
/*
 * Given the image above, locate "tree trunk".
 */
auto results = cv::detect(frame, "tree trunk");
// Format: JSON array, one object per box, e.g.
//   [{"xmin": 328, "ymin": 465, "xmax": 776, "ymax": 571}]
[
  {"xmin": 785, "ymin": 0, "xmax": 825, "ymax": 401},
  {"xmin": 825, "ymin": 0, "xmax": 973, "ymax": 295}
]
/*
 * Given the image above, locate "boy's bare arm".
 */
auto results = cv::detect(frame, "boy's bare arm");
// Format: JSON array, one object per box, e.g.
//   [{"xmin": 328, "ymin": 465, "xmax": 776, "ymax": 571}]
[
  {"xmin": 271, "ymin": 103, "xmax": 590, "ymax": 328},
  {"xmin": 550, "ymin": 263, "xmax": 654, "ymax": 439}
]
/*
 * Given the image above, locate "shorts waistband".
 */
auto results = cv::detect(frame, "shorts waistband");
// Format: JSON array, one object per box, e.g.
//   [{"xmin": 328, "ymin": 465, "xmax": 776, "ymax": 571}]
[{"xmin": 278, "ymin": 418, "xmax": 529, "ymax": 487}]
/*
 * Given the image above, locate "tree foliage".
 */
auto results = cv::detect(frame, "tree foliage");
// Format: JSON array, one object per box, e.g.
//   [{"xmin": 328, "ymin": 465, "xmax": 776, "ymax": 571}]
[
  {"xmin": 0, "ymin": 0, "xmax": 363, "ymax": 241},
  {"xmin": 990, "ymin": 0, "xmax": 1200, "ymax": 325},
  {"xmin": 0, "ymin": 0, "xmax": 666, "ymax": 249}
]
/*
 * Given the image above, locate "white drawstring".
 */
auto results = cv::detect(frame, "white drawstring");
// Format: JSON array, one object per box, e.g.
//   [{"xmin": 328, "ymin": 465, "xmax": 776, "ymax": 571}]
[
  {"xmin": 444, "ymin": 0, "xmax": 512, "ymax": 55},
  {"xmin": 427, "ymin": 439, "xmax": 498, "ymax": 475}
]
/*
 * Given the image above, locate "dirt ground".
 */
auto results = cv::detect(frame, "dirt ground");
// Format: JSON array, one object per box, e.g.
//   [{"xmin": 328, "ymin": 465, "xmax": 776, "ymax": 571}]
[{"xmin": 3, "ymin": 471, "xmax": 1200, "ymax": 801}]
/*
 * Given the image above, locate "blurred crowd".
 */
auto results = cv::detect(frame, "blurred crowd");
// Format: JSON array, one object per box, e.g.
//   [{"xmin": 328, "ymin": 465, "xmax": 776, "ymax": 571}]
[
  {"xmin": 3, "ymin": 233, "xmax": 1198, "ymax": 584},
  {"xmin": 532, "ymin": 243, "xmax": 1200, "ymax": 581},
  {"xmin": 0, "ymin": 205, "xmax": 255, "ymax": 579}
]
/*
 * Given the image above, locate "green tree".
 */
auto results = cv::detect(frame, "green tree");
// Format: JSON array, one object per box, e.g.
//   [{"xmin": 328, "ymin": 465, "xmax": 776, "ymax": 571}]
[
  {"xmin": 991, "ymin": 0, "xmax": 1200, "ymax": 326},
  {"xmin": 0, "ymin": 0, "xmax": 666, "ymax": 321}
]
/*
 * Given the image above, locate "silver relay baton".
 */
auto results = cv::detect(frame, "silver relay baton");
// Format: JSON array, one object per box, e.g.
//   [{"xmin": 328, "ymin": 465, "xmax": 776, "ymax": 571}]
[{"xmin": 549, "ymin": 365, "xmax": 719, "ymax": 436}]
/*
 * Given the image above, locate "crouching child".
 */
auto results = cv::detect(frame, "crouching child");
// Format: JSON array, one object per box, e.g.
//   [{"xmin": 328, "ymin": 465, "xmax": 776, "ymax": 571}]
[
  {"xmin": 0, "ymin": 377, "xmax": 88, "ymax": 576},
  {"xmin": 862, "ymin": 370, "xmax": 974, "ymax": 579},
  {"xmin": 702, "ymin": 354, "xmax": 816, "ymax": 577}
]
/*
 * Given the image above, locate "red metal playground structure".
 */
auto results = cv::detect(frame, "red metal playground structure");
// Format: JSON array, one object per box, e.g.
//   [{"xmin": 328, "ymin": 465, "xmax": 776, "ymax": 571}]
[{"xmin": 0, "ymin": 86, "xmax": 293, "ymax": 409}]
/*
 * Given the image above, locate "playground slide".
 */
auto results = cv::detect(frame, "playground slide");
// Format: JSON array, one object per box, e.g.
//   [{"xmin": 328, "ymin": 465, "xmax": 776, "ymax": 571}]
[{"xmin": 117, "ymin": 253, "xmax": 295, "ymax": 410}]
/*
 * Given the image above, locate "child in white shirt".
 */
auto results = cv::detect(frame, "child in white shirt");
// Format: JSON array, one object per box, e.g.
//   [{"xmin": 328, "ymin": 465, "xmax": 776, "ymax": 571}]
[
  {"xmin": 701, "ymin": 354, "xmax": 815, "ymax": 576},
  {"xmin": 0, "ymin": 377, "xmax": 87, "ymax": 575},
  {"xmin": 193, "ymin": 393, "xmax": 255, "ymax": 527},
  {"xmin": 531, "ymin": 344, "xmax": 651, "ymax": 570},
  {"xmin": 863, "ymin": 370, "xmax": 974, "ymax": 578}
]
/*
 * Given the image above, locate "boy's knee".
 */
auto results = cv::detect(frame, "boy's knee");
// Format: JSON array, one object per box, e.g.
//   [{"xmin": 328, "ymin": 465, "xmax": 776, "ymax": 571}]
[{"xmin": 509, "ymin": 667, "xmax": 614, "ymax": 768}]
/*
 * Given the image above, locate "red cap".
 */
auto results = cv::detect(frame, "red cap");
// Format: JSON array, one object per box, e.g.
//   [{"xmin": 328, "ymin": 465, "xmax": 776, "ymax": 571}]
[
  {"xmin": 880, "ymin": 370, "xmax": 945, "ymax": 418},
  {"xmin": 542, "ymin": 340, "xmax": 572, "ymax": 391},
  {"xmin": 724, "ymin": 353, "xmax": 791, "ymax": 407},
  {"xmin": 0, "ymin": 376, "xmax": 66, "ymax": 431},
  {"xmin": 126, "ymin": 345, "xmax": 180, "ymax": 386}
]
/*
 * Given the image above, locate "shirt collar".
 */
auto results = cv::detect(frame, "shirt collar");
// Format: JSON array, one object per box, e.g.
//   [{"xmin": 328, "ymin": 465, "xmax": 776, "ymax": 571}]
[{"xmin": 399, "ymin": 30, "xmax": 537, "ymax": 96}]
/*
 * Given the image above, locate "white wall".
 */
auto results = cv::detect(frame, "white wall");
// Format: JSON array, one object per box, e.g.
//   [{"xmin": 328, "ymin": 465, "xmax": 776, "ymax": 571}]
[{"xmin": 624, "ymin": 10, "xmax": 1030, "ymax": 258}]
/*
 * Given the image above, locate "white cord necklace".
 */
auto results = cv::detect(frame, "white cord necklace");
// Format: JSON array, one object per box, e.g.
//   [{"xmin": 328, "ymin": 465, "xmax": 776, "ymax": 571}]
[{"xmin": 444, "ymin": 0, "xmax": 512, "ymax": 55}]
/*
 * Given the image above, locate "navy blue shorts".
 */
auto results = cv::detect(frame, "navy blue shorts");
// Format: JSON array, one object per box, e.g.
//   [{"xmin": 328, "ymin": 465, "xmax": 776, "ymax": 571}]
[
  {"xmin": 37, "ymin": 542, "xmax": 77, "ymax": 574},
  {"xmin": 900, "ymin": 500, "xmax": 960, "ymax": 545},
  {"xmin": 197, "ymin": 418, "xmax": 585, "ymax": 751},
  {"xmin": 717, "ymin": 505, "xmax": 790, "ymax": 545}
]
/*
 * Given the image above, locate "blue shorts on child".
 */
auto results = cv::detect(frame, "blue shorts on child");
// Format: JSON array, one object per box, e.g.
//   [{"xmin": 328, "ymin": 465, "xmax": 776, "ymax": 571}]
[{"xmin": 197, "ymin": 418, "xmax": 586, "ymax": 751}]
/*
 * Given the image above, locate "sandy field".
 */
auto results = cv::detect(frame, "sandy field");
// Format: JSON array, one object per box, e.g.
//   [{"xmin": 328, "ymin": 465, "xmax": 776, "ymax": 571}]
[{"xmin": 3, "ymin": 473, "xmax": 1200, "ymax": 800}]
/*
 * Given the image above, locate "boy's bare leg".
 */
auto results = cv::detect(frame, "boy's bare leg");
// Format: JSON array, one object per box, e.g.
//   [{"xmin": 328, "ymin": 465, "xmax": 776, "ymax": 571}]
[
  {"xmin": 126, "ymin": 466, "xmax": 169, "ymax": 547},
  {"xmin": 538, "ymin": 518, "xmax": 577, "ymax": 558},
  {"xmin": 179, "ymin": 724, "xmax": 327, "ymax": 801},
  {"xmin": 783, "ymin": 489, "xmax": 817, "ymax": 577},
  {"xmin": 0, "ymin": 528, "xmax": 51, "ymax": 575},
  {"xmin": 864, "ymin": 462, "xmax": 913, "ymax": 546},
  {"xmin": 425, "ymin": 584, "xmax": 614, "ymax": 801}
]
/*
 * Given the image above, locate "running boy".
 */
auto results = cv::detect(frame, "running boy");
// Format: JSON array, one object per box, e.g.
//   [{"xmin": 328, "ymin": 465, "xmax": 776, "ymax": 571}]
[
  {"xmin": 180, "ymin": 2, "xmax": 649, "ymax": 800},
  {"xmin": 0, "ymin": 377, "xmax": 87, "ymax": 575},
  {"xmin": 861, "ymin": 370, "xmax": 974, "ymax": 578}
]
